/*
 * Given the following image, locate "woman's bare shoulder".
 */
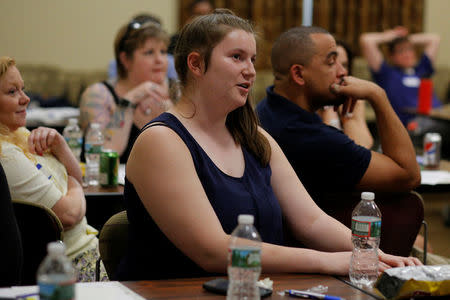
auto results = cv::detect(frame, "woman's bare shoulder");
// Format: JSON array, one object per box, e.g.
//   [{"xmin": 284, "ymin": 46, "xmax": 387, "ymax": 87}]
[{"xmin": 127, "ymin": 124, "xmax": 191, "ymax": 177}]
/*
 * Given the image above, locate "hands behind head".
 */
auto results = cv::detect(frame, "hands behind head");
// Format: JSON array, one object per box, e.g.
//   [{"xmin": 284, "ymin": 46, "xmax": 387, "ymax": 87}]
[
  {"xmin": 28, "ymin": 127, "xmax": 65, "ymax": 156},
  {"xmin": 392, "ymin": 26, "xmax": 409, "ymax": 37},
  {"xmin": 384, "ymin": 26, "xmax": 409, "ymax": 40}
]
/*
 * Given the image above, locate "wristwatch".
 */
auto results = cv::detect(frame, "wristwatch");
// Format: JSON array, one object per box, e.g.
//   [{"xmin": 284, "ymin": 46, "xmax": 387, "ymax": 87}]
[{"xmin": 118, "ymin": 98, "xmax": 137, "ymax": 109}]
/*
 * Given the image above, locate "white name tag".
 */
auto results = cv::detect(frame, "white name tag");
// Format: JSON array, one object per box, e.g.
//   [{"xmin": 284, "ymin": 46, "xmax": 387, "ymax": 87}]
[{"xmin": 402, "ymin": 76, "xmax": 420, "ymax": 88}]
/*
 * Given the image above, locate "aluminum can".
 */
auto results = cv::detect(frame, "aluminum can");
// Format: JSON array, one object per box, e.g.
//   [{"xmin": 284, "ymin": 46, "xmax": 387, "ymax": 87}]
[
  {"xmin": 423, "ymin": 132, "xmax": 441, "ymax": 170},
  {"xmin": 99, "ymin": 149, "xmax": 119, "ymax": 186}
]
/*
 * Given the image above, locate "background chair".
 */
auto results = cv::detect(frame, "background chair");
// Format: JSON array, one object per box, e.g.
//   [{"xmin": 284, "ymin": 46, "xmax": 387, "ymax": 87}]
[
  {"xmin": 12, "ymin": 200, "xmax": 63, "ymax": 285},
  {"xmin": 0, "ymin": 162, "xmax": 23, "ymax": 286},
  {"xmin": 98, "ymin": 210, "xmax": 129, "ymax": 279},
  {"xmin": 284, "ymin": 190, "xmax": 425, "ymax": 258},
  {"xmin": 320, "ymin": 191, "xmax": 425, "ymax": 257}
]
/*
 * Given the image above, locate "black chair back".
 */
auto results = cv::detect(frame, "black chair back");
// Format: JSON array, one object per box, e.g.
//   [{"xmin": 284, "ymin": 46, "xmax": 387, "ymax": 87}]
[
  {"xmin": 0, "ymin": 163, "xmax": 23, "ymax": 286},
  {"xmin": 12, "ymin": 200, "xmax": 63, "ymax": 285},
  {"xmin": 320, "ymin": 191, "xmax": 424, "ymax": 257}
]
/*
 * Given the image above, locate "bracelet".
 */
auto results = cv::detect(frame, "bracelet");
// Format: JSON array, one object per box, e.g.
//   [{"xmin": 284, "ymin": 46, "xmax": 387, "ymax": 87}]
[{"xmin": 118, "ymin": 98, "xmax": 137, "ymax": 109}]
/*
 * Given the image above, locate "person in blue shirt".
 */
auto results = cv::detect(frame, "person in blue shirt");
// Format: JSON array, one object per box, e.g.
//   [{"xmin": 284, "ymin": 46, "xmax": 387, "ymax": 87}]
[
  {"xmin": 360, "ymin": 27, "xmax": 441, "ymax": 125},
  {"xmin": 116, "ymin": 13, "xmax": 420, "ymax": 281},
  {"xmin": 257, "ymin": 26, "xmax": 421, "ymax": 204}
]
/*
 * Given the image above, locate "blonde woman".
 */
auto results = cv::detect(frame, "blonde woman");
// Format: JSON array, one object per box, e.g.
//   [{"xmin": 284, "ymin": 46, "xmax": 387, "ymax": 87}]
[{"xmin": 0, "ymin": 56, "xmax": 107, "ymax": 282}]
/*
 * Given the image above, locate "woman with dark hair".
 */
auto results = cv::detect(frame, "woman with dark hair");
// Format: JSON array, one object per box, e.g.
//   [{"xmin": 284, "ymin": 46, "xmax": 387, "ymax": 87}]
[
  {"xmin": 80, "ymin": 20, "xmax": 172, "ymax": 163},
  {"xmin": 318, "ymin": 40, "xmax": 374, "ymax": 149},
  {"xmin": 116, "ymin": 10, "xmax": 419, "ymax": 281}
]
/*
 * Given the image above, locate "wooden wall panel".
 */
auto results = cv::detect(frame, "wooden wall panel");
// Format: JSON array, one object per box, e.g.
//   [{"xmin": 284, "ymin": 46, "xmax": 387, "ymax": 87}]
[{"xmin": 178, "ymin": 0, "xmax": 424, "ymax": 69}]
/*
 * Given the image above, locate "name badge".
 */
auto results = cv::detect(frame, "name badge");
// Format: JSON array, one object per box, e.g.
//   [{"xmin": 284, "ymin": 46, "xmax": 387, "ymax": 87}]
[{"xmin": 402, "ymin": 76, "xmax": 420, "ymax": 88}]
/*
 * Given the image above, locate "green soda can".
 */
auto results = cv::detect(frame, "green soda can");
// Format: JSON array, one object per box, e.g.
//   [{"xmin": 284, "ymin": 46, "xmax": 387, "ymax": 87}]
[{"xmin": 99, "ymin": 149, "xmax": 119, "ymax": 187}]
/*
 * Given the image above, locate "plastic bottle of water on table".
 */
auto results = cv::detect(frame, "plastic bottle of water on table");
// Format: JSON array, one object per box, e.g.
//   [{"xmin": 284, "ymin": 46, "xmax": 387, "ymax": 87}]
[
  {"xmin": 349, "ymin": 192, "xmax": 382, "ymax": 288},
  {"xmin": 62, "ymin": 118, "xmax": 82, "ymax": 162},
  {"xmin": 227, "ymin": 214, "xmax": 262, "ymax": 300},
  {"xmin": 37, "ymin": 241, "xmax": 76, "ymax": 300},
  {"xmin": 84, "ymin": 123, "xmax": 104, "ymax": 186}
]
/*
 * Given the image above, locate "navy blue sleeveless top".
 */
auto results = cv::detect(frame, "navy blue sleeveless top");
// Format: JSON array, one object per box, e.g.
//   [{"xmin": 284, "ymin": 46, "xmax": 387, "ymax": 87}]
[{"xmin": 115, "ymin": 113, "xmax": 284, "ymax": 280}]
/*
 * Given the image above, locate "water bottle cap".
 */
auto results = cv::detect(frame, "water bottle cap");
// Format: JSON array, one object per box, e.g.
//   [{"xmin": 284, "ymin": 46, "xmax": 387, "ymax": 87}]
[
  {"xmin": 47, "ymin": 241, "xmax": 66, "ymax": 255},
  {"xmin": 361, "ymin": 192, "xmax": 375, "ymax": 201},
  {"xmin": 238, "ymin": 214, "xmax": 254, "ymax": 225},
  {"xmin": 68, "ymin": 118, "xmax": 78, "ymax": 125}
]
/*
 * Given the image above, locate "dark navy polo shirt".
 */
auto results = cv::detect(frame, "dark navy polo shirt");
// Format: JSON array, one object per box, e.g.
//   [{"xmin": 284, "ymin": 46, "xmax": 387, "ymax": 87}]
[{"xmin": 256, "ymin": 86, "xmax": 371, "ymax": 203}]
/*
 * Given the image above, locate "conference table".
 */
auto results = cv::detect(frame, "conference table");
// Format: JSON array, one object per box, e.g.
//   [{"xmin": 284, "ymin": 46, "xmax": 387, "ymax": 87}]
[{"xmin": 122, "ymin": 274, "xmax": 380, "ymax": 299}]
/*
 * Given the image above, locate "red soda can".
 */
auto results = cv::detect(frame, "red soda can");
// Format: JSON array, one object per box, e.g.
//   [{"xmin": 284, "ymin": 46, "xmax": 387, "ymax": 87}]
[{"xmin": 423, "ymin": 133, "xmax": 441, "ymax": 170}]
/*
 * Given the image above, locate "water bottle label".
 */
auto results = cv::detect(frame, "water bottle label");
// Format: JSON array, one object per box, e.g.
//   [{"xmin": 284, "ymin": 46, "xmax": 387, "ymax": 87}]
[
  {"xmin": 85, "ymin": 144, "xmax": 102, "ymax": 154},
  {"xmin": 39, "ymin": 282, "xmax": 75, "ymax": 300},
  {"xmin": 351, "ymin": 218, "xmax": 381, "ymax": 238},
  {"xmin": 65, "ymin": 137, "xmax": 82, "ymax": 149},
  {"xmin": 230, "ymin": 248, "xmax": 261, "ymax": 268}
]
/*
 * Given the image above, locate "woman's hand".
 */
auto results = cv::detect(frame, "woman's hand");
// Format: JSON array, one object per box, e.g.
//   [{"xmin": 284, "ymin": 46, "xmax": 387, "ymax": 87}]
[
  {"xmin": 378, "ymin": 250, "xmax": 422, "ymax": 273},
  {"xmin": 125, "ymin": 81, "xmax": 169, "ymax": 107},
  {"xmin": 28, "ymin": 127, "xmax": 66, "ymax": 156},
  {"xmin": 128, "ymin": 81, "xmax": 172, "ymax": 128},
  {"xmin": 28, "ymin": 126, "xmax": 82, "ymax": 183}
]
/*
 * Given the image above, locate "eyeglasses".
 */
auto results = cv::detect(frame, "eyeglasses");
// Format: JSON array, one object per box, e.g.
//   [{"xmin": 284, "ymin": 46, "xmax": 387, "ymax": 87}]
[{"xmin": 118, "ymin": 20, "xmax": 161, "ymax": 52}]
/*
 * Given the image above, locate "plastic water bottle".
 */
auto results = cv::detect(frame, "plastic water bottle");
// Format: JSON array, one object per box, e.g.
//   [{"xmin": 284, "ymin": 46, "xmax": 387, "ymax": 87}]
[
  {"xmin": 62, "ymin": 118, "xmax": 82, "ymax": 162},
  {"xmin": 37, "ymin": 242, "xmax": 76, "ymax": 300},
  {"xmin": 84, "ymin": 123, "xmax": 104, "ymax": 186},
  {"xmin": 349, "ymin": 192, "xmax": 382, "ymax": 287},
  {"xmin": 227, "ymin": 214, "xmax": 262, "ymax": 300}
]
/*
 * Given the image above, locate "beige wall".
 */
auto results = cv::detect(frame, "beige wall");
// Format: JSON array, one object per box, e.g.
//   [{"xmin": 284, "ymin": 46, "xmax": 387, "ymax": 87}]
[
  {"xmin": 0, "ymin": 0, "xmax": 178, "ymax": 70},
  {"xmin": 0, "ymin": 0, "xmax": 449, "ymax": 70},
  {"xmin": 424, "ymin": 0, "xmax": 450, "ymax": 68}
]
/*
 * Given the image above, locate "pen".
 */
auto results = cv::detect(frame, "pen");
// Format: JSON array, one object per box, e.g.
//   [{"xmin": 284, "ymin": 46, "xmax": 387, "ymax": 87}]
[{"xmin": 285, "ymin": 289, "xmax": 344, "ymax": 300}]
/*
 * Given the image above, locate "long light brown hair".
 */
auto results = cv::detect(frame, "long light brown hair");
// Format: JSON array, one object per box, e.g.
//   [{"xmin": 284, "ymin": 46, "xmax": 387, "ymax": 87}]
[{"xmin": 174, "ymin": 9, "xmax": 271, "ymax": 166}]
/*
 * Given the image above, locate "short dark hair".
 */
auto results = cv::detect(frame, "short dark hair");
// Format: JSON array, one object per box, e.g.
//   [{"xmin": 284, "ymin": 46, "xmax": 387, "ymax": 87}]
[
  {"xmin": 271, "ymin": 26, "xmax": 329, "ymax": 76},
  {"xmin": 387, "ymin": 36, "xmax": 410, "ymax": 55}
]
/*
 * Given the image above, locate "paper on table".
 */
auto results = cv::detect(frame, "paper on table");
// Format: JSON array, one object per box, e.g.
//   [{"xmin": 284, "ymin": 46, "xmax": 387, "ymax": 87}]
[
  {"xmin": 119, "ymin": 164, "xmax": 125, "ymax": 185},
  {"xmin": 421, "ymin": 170, "xmax": 450, "ymax": 185},
  {"xmin": 1, "ymin": 281, "xmax": 144, "ymax": 300},
  {"xmin": 75, "ymin": 281, "xmax": 145, "ymax": 300}
]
